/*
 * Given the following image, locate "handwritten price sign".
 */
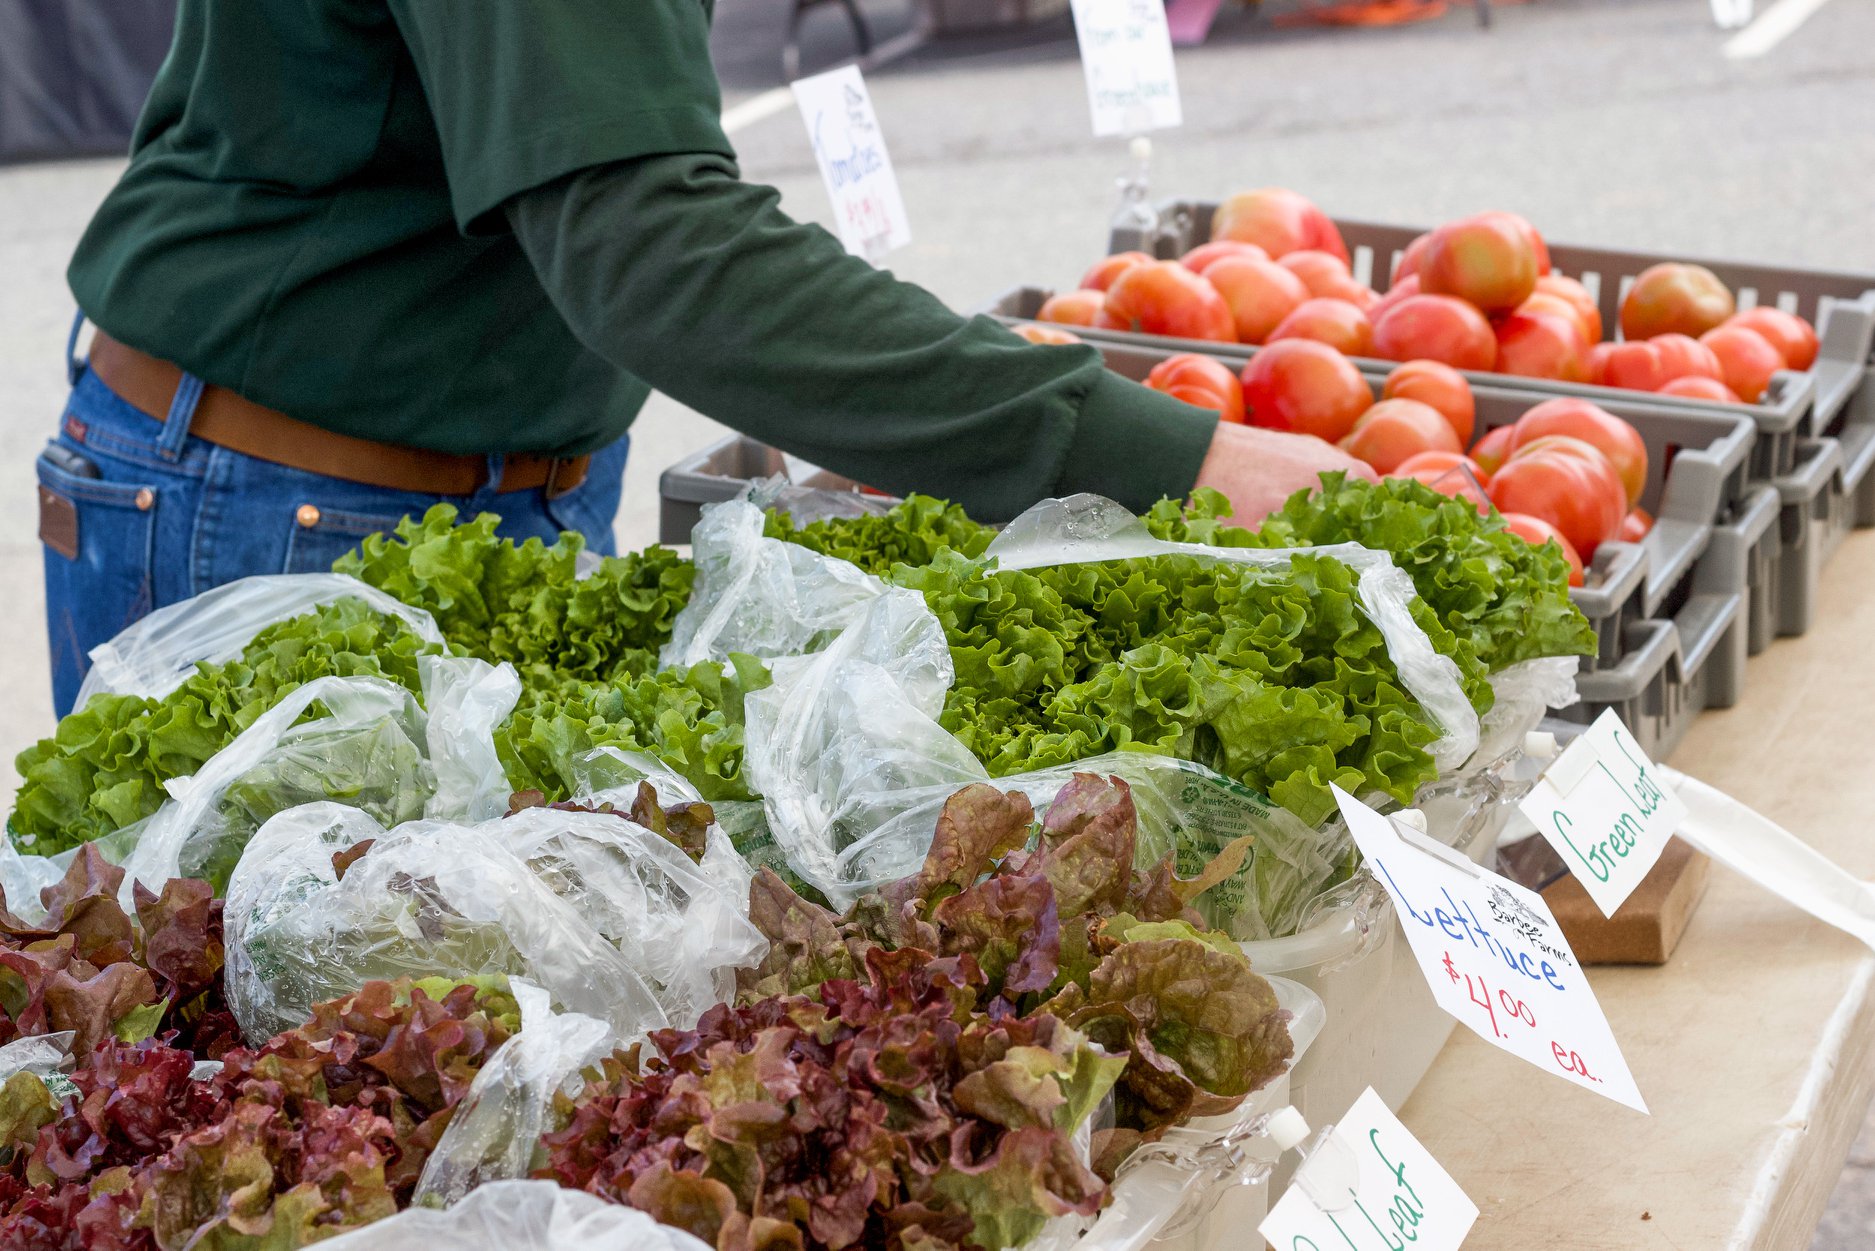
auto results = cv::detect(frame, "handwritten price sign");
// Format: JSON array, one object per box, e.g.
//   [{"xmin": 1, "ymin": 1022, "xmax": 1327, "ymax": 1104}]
[
  {"xmin": 791, "ymin": 65, "xmax": 912, "ymax": 263},
  {"xmin": 1260, "ymin": 1088, "xmax": 1478, "ymax": 1251},
  {"xmin": 1335, "ymin": 785, "xmax": 1647, "ymax": 1113},
  {"xmin": 1518, "ymin": 709, "xmax": 1687, "ymax": 917},
  {"xmin": 1069, "ymin": 0, "xmax": 1182, "ymax": 137}
]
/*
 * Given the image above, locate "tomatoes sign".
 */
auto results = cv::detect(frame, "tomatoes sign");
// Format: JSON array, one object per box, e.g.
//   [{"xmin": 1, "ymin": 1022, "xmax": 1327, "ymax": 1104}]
[
  {"xmin": 1334, "ymin": 785, "xmax": 1648, "ymax": 1113},
  {"xmin": 792, "ymin": 65, "xmax": 912, "ymax": 263}
]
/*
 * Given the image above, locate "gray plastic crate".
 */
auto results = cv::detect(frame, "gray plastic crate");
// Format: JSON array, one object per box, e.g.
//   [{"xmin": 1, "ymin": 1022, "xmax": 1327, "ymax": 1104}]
[
  {"xmin": 659, "ymin": 440, "xmax": 885, "ymax": 545},
  {"xmin": 1770, "ymin": 365, "xmax": 1875, "ymax": 637},
  {"xmin": 1548, "ymin": 483, "xmax": 1773, "ymax": 762},
  {"xmin": 986, "ymin": 283, "xmax": 1818, "ymax": 482},
  {"xmin": 1095, "ymin": 339, "xmax": 1756, "ymax": 675},
  {"xmin": 1742, "ymin": 477, "xmax": 1785, "ymax": 658},
  {"xmin": 1110, "ymin": 202, "xmax": 1875, "ymax": 447}
]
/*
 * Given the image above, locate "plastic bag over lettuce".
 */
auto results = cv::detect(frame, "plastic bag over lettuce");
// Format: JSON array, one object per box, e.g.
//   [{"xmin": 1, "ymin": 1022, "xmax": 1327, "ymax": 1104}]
[
  {"xmin": 110, "ymin": 655, "xmax": 519, "ymax": 900},
  {"xmin": 297, "ymin": 1180, "xmax": 717, "ymax": 1251},
  {"xmin": 223, "ymin": 787, "xmax": 766, "ymax": 1042},
  {"xmin": 414, "ymin": 980, "xmax": 615, "ymax": 1208},
  {"xmin": 75, "ymin": 573, "xmax": 447, "ymax": 706},
  {"xmin": 674, "ymin": 497, "xmax": 1485, "ymax": 919}
]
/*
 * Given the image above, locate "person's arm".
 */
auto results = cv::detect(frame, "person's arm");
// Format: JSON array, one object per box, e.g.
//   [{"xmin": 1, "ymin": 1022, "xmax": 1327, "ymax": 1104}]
[
  {"xmin": 386, "ymin": 0, "xmax": 1366, "ymax": 523},
  {"xmin": 505, "ymin": 152, "xmax": 1219, "ymax": 521}
]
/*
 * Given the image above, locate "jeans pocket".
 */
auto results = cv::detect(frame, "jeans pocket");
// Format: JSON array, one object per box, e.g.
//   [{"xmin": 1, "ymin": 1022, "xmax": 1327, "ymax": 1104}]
[
  {"xmin": 281, "ymin": 504, "xmax": 419, "ymax": 575},
  {"xmin": 38, "ymin": 448, "xmax": 159, "ymax": 714},
  {"xmin": 541, "ymin": 436, "xmax": 629, "ymax": 557}
]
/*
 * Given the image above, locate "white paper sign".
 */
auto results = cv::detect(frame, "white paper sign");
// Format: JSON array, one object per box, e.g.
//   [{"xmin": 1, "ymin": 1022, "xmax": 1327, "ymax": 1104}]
[
  {"xmin": 1518, "ymin": 710, "xmax": 1687, "ymax": 917},
  {"xmin": 1335, "ymin": 786, "xmax": 1647, "ymax": 1112},
  {"xmin": 1260, "ymin": 1088, "xmax": 1478, "ymax": 1251},
  {"xmin": 791, "ymin": 65, "xmax": 912, "ymax": 263},
  {"xmin": 1068, "ymin": 0, "xmax": 1183, "ymax": 138}
]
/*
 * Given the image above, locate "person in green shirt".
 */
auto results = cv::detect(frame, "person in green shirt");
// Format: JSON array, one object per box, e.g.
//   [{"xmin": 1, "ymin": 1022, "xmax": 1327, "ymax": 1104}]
[{"xmin": 42, "ymin": 0, "xmax": 1368, "ymax": 716}]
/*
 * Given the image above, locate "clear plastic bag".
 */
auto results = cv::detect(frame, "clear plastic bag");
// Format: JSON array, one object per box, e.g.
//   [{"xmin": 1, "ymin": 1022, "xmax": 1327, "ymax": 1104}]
[
  {"xmin": 0, "ymin": 843, "xmax": 76, "ymax": 925},
  {"xmin": 662, "ymin": 498, "xmax": 911, "ymax": 670},
  {"xmin": 76, "ymin": 573, "xmax": 447, "ymax": 705},
  {"xmin": 314, "ymin": 1180, "xmax": 713, "ymax": 1251},
  {"xmin": 415, "ymin": 981, "xmax": 614, "ymax": 1207},
  {"xmin": 114, "ymin": 656, "xmax": 517, "ymax": 899},
  {"xmin": 683, "ymin": 496, "xmax": 1478, "ymax": 920},
  {"xmin": 421, "ymin": 657, "xmax": 523, "ymax": 823},
  {"xmin": 984, "ymin": 495, "xmax": 1480, "ymax": 771},
  {"xmin": 1411, "ymin": 656, "xmax": 1582, "ymax": 871},
  {"xmin": 1029, "ymin": 976, "xmax": 1326, "ymax": 1251},
  {"xmin": 223, "ymin": 797, "xmax": 766, "ymax": 1042}
]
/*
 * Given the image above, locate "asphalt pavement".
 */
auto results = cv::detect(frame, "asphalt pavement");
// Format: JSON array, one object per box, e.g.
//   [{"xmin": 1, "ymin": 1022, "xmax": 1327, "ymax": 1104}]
[{"xmin": 0, "ymin": 1, "xmax": 1872, "ymax": 1235}]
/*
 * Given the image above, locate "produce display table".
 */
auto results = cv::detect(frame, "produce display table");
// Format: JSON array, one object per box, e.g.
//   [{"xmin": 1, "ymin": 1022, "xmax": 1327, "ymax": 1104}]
[{"xmin": 1402, "ymin": 527, "xmax": 1875, "ymax": 1249}]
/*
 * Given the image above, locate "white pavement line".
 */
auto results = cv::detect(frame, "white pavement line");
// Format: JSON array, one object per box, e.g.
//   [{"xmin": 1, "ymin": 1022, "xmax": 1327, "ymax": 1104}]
[
  {"xmin": 722, "ymin": 87, "xmax": 796, "ymax": 135},
  {"xmin": 1723, "ymin": 0, "xmax": 1835, "ymax": 60}
]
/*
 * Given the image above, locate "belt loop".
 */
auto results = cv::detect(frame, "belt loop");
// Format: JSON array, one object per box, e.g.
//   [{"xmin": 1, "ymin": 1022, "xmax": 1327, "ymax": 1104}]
[
  {"xmin": 158, "ymin": 372, "xmax": 207, "ymax": 460},
  {"xmin": 479, "ymin": 453, "xmax": 506, "ymax": 502},
  {"xmin": 65, "ymin": 311, "xmax": 87, "ymax": 386}
]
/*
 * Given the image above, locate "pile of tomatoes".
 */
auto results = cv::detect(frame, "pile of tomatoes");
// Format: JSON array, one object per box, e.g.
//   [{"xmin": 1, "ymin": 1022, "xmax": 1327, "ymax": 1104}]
[
  {"xmin": 1032, "ymin": 188, "xmax": 1818, "ymax": 406},
  {"xmin": 1120, "ymin": 345, "xmax": 1648, "ymax": 587}
]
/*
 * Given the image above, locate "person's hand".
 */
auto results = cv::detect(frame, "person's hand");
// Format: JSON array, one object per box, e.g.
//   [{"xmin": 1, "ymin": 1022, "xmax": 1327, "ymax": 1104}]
[{"xmin": 1192, "ymin": 421, "xmax": 1377, "ymax": 526}]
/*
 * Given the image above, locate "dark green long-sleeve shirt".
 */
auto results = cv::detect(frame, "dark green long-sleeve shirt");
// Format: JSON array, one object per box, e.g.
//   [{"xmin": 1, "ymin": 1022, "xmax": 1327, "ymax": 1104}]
[{"xmin": 67, "ymin": 0, "xmax": 1216, "ymax": 521}]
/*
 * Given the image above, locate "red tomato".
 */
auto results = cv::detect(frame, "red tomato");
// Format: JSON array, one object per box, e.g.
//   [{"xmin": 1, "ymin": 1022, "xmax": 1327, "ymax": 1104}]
[
  {"xmin": 1382, "ymin": 360, "xmax": 1475, "ymax": 445},
  {"xmin": 1267, "ymin": 298, "xmax": 1374, "ymax": 357},
  {"xmin": 1240, "ymin": 338, "xmax": 1375, "ymax": 442},
  {"xmin": 1535, "ymin": 274, "xmax": 1603, "ymax": 343},
  {"xmin": 1368, "ymin": 274, "xmax": 1422, "ymax": 327},
  {"xmin": 1497, "ymin": 212, "xmax": 1551, "ymax": 276},
  {"xmin": 1204, "ymin": 256, "xmax": 1310, "ymax": 345},
  {"xmin": 1146, "ymin": 353, "xmax": 1246, "ymax": 424},
  {"xmin": 1420, "ymin": 212, "xmax": 1541, "ymax": 313},
  {"xmin": 1037, "ymin": 289, "xmax": 1106, "ymax": 327},
  {"xmin": 1619, "ymin": 507, "xmax": 1654, "ymax": 543},
  {"xmin": 1279, "ymin": 250, "xmax": 1370, "ymax": 307},
  {"xmin": 1501, "ymin": 512, "xmax": 1585, "ymax": 587},
  {"xmin": 1494, "ymin": 306, "xmax": 1591, "ymax": 383},
  {"xmin": 1470, "ymin": 424, "xmax": 1517, "ymax": 476},
  {"xmin": 1081, "ymin": 251, "xmax": 1153, "ymax": 293},
  {"xmin": 1511, "ymin": 397, "xmax": 1648, "ymax": 506},
  {"xmin": 1391, "ymin": 464, "xmax": 1492, "ymax": 512},
  {"xmin": 1393, "ymin": 450, "xmax": 1492, "ymax": 507},
  {"xmin": 1395, "ymin": 449, "xmax": 1488, "ymax": 481},
  {"xmin": 1372, "ymin": 294, "xmax": 1498, "ymax": 371},
  {"xmin": 1700, "ymin": 325, "xmax": 1785, "ymax": 403},
  {"xmin": 1590, "ymin": 340, "xmax": 1669, "ymax": 392},
  {"xmin": 1657, "ymin": 375, "xmax": 1743, "ymax": 403},
  {"xmin": 1722, "ymin": 306, "xmax": 1819, "ymax": 370},
  {"xmin": 1181, "ymin": 240, "xmax": 1270, "ymax": 274},
  {"xmin": 1213, "ymin": 188, "xmax": 1349, "ymax": 263},
  {"xmin": 1394, "ymin": 233, "xmax": 1432, "ymax": 283},
  {"xmin": 1014, "ymin": 324, "xmax": 1083, "ymax": 346},
  {"xmin": 1338, "ymin": 398, "xmax": 1462, "ymax": 474},
  {"xmin": 1650, "ymin": 333, "xmax": 1724, "ymax": 383},
  {"xmin": 1518, "ymin": 291, "xmax": 1592, "ymax": 336},
  {"xmin": 1104, "ymin": 261, "xmax": 1238, "ymax": 342},
  {"xmin": 1620, "ymin": 263, "xmax": 1735, "ymax": 341},
  {"xmin": 1490, "ymin": 435, "xmax": 1628, "ymax": 558}
]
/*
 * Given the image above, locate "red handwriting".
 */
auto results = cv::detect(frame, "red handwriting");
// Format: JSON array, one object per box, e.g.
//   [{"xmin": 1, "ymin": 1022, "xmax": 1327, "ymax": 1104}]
[{"xmin": 1446, "ymin": 949, "xmax": 1602, "ymax": 1082}]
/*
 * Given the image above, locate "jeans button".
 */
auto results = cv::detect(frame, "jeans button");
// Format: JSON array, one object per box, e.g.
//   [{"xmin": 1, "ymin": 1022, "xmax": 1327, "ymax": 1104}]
[
  {"xmin": 134, "ymin": 488, "xmax": 154, "ymax": 512},
  {"xmin": 296, "ymin": 504, "xmax": 321, "ymax": 528}
]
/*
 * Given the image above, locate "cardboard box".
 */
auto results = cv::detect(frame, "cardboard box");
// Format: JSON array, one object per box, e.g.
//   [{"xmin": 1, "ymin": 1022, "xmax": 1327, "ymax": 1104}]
[{"xmin": 1542, "ymin": 837, "xmax": 1710, "ymax": 965}]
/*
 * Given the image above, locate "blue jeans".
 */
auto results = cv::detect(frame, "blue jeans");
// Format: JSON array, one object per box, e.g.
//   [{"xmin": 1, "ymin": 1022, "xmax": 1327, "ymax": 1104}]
[{"xmin": 40, "ymin": 315, "xmax": 630, "ymax": 717}]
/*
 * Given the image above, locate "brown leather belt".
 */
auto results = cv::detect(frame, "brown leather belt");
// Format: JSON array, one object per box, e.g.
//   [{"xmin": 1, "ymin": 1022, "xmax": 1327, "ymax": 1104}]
[{"xmin": 85, "ymin": 331, "xmax": 590, "ymax": 498}]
